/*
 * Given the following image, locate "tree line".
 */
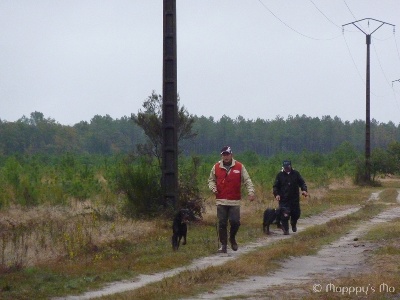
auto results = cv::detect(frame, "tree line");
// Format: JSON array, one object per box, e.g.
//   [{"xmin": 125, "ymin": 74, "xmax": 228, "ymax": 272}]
[{"xmin": 1, "ymin": 111, "xmax": 399, "ymax": 157}]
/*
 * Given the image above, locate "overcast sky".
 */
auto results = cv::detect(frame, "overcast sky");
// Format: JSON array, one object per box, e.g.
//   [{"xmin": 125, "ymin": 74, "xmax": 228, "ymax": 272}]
[{"xmin": 1, "ymin": 1, "xmax": 400, "ymax": 126}]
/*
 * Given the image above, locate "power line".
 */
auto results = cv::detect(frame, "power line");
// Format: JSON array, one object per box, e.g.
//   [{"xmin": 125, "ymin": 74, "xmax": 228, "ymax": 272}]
[
  {"xmin": 369, "ymin": 28, "xmax": 400, "ymax": 101},
  {"xmin": 391, "ymin": 80, "xmax": 400, "ymax": 115},
  {"xmin": 372, "ymin": 43, "xmax": 393, "ymax": 93},
  {"xmin": 343, "ymin": 0, "xmax": 358, "ymax": 21},
  {"xmin": 342, "ymin": 35, "xmax": 389, "ymax": 98},
  {"xmin": 394, "ymin": 37, "xmax": 400, "ymax": 63},
  {"xmin": 309, "ymin": 0, "xmax": 356, "ymax": 33},
  {"xmin": 309, "ymin": 0, "xmax": 340, "ymax": 28},
  {"xmin": 342, "ymin": 34, "xmax": 364, "ymax": 84},
  {"xmin": 393, "ymin": 79, "xmax": 400, "ymax": 91},
  {"xmin": 256, "ymin": 0, "xmax": 341, "ymax": 41},
  {"xmin": 342, "ymin": 0, "xmax": 369, "ymax": 34},
  {"xmin": 373, "ymin": 34, "xmax": 395, "ymax": 41}
]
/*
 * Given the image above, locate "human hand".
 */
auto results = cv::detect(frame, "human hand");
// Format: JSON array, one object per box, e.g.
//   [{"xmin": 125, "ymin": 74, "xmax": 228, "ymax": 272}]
[
  {"xmin": 248, "ymin": 194, "xmax": 255, "ymax": 202},
  {"xmin": 301, "ymin": 191, "xmax": 308, "ymax": 197},
  {"xmin": 275, "ymin": 195, "xmax": 280, "ymax": 201}
]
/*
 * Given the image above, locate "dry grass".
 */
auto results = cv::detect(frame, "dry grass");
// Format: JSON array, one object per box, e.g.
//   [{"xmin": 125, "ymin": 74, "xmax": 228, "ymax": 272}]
[
  {"xmin": 0, "ymin": 200, "xmax": 157, "ymax": 268},
  {"xmin": 328, "ymin": 177, "xmax": 355, "ymax": 190}
]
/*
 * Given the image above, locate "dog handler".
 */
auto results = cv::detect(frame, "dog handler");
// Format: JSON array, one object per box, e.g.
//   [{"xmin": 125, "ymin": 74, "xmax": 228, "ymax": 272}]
[
  {"xmin": 208, "ymin": 146, "xmax": 255, "ymax": 253},
  {"xmin": 273, "ymin": 160, "xmax": 308, "ymax": 235}
]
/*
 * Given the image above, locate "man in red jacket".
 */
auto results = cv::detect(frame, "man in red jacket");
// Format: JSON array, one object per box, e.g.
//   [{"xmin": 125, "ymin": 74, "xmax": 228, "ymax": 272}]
[{"xmin": 208, "ymin": 146, "xmax": 255, "ymax": 253}]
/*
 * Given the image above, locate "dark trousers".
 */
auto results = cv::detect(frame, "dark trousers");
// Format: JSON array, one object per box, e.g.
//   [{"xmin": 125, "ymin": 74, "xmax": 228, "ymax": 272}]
[{"xmin": 217, "ymin": 205, "xmax": 240, "ymax": 245}]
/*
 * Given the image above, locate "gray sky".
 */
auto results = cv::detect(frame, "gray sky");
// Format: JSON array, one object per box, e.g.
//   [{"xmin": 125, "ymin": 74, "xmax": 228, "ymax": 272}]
[{"xmin": 1, "ymin": 1, "xmax": 400, "ymax": 126}]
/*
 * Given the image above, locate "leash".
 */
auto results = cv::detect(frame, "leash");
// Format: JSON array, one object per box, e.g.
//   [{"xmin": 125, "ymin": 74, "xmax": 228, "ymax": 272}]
[
  {"xmin": 302, "ymin": 193, "xmax": 311, "ymax": 207},
  {"xmin": 268, "ymin": 198, "xmax": 277, "ymax": 209},
  {"xmin": 215, "ymin": 220, "xmax": 220, "ymax": 249}
]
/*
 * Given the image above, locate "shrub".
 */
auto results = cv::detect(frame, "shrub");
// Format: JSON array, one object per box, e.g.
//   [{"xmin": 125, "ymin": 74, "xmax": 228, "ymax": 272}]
[
  {"xmin": 115, "ymin": 155, "xmax": 163, "ymax": 218},
  {"xmin": 178, "ymin": 155, "xmax": 205, "ymax": 220}
]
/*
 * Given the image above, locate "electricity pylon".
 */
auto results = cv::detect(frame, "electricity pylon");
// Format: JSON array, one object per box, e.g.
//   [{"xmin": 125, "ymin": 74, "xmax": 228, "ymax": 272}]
[{"xmin": 342, "ymin": 18, "xmax": 395, "ymax": 183}]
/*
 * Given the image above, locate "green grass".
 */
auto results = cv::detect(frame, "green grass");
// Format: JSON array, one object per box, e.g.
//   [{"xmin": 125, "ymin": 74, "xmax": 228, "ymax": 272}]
[
  {"xmin": 363, "ymin": 220, "xmax": 400, "ymax": 245},
  {"xmin": 378, "ymin": 188, "xmax": 400, "ymax": 204}
]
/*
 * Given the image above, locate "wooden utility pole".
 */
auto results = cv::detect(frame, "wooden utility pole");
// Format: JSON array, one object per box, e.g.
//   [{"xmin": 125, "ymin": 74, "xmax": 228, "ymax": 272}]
[
  {"xmin": 342, "ymin": 18, "xmax": 395, "ymax": 183},
  {"xmin": 162, "ymin": 0, "xmax": 178, "ymax": 208}
]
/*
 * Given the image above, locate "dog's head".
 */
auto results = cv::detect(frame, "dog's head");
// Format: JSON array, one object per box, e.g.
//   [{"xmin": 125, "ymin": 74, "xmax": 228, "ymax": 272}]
[
  {"xmin": 280, "ymin": 207, "xmax": 291, "ymax": 218},
  {"xmin": 178, "ymin": 209, "xmax": 190, "ymax": 224}
]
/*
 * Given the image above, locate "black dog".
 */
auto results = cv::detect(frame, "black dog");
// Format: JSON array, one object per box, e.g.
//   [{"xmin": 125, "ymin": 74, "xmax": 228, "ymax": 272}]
[
  {"xmin": 263, "ymin": 207, "xmax": 291, "ymax": 235},
  {"xmin": 172, "ymin": 209, "xmax": 190, "ymax": 250},
  {"xmin": 262, "ymin": 208, "xmax": 281, "ymax": 235}
]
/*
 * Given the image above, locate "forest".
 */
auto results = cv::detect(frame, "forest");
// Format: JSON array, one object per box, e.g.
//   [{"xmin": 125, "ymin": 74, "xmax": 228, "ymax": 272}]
[{"xmin": 1, "ymin": 110, "xmax": 399, "ymax": 156}]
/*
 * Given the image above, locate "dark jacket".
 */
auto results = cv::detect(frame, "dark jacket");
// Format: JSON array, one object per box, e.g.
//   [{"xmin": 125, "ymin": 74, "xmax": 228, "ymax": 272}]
[{"xmin": 273, "ymin": 169, "xmax": 307, "ymax": 206}]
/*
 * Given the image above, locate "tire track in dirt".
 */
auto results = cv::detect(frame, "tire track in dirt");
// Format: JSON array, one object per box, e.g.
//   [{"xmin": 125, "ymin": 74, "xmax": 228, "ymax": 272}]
[
  {"xmin": 185, "ymin": 191, "xmax": 400, "ymax": 299},
  {"xmin": 55, "ymin": 204, "xmax": 364, "ymax": 300}
]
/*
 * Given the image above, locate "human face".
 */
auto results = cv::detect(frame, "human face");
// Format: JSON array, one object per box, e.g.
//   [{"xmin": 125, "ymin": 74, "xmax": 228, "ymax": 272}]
[
  {"xmin": 221, "ymin": 152, "xmax": 232, "ymax": 164},
  {"xmin": 283, "ymin": 165, "xmax": 292, "ymax": 173}
]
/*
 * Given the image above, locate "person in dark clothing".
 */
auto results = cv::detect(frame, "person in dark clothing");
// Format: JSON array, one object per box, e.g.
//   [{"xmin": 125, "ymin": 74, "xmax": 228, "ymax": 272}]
[{"xmin": 273, "ymin": 160, "xmax": 308, "ymax": 235}]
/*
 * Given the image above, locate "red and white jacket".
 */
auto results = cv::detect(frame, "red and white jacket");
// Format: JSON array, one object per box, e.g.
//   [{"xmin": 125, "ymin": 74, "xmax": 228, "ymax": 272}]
[{"xmin": 208, "ymin": 159, "xmax": 255, "ymax": 206}]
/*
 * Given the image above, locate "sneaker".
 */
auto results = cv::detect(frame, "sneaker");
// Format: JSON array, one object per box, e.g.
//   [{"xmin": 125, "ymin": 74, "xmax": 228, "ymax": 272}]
[
  {"xmin": 217, "ymin": 245, "xmax": 227, "ymax": 253},
  {"xmin": 291, "ymin": 223, "xmax": 297, "ymax": 232},
  {"xmin": 230, "ymin": 238, "xmax": 238, "ymax": 251}
]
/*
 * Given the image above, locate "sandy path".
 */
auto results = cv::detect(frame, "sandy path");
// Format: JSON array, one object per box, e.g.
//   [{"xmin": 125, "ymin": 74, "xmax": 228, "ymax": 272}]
[
  {"xmin": 186, "ymin": 205, "xmax": 400, "ymax": 299},
  {"xmin": 55, "ymin": 204, "xmax": 363, "ymax": 300}
]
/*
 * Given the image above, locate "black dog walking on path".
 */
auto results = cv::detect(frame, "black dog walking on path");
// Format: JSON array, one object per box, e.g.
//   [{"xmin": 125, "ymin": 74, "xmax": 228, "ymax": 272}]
[
  {"xmin": 262, "ymin": 207, "xmax": 293, "ymax": 235},
  {"xmin": 262, "ymin": 208, "xmax": 280, "ymax": 235},
  {"xmin": 172, "ymin": 209, "xmax": 190, "ymax": 250}
]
